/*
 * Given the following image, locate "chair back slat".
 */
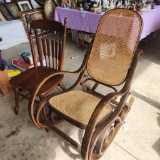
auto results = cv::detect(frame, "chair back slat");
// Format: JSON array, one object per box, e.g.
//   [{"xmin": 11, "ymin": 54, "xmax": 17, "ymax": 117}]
[
  {"xmin": 36, "ymin": 30, "xmax": 44, "ymax": 66},
  {"xmin": 58, "ymin": 42, "xmax": 62, "ymax": 70},
  {"xmin": 51, "ymin": 39, "xmax": 55, "ymax": 68},
  {"xmin": 55, "ymin": 40, "xmax": 58, "ymax": 69},
  {"xmin": 42, "ymin": 38, "xmax": 47, "ymax": 64},
  {"xmin": 87, "ymin": 9, "xmax": 143, "ymax": 86},
  {"xmin": 29, "ymin": 19, "xmax": 67, "ymax": 70},
  {"xmin": 46, "ymin": 38, "xmax": 51, "ymax": 67}
]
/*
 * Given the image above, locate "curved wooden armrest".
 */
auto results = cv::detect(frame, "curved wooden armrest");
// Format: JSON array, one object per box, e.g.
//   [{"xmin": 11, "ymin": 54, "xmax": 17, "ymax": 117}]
[
  {"xmin": 91, "ymin": 49, "xmax": 144, "ymax": 125},
  {"xmin": 88, "ymin": 90, "xmax": 124, "ymax": 125},
  {"xmin": 28, "ymin": 70, "xmax": 85, "ymax": 128},
  {"xmin": 81, "ymin": 47, "xmax": 143, "ymax": 155},
  {"xmin": 115, "ymin": 48, "xmax": 144, "ymax": 95},
  {"xmin": 31, "ymin": 39, "xmax": 93, "ymax": 100},
  {"xmin": 81, "ymin": 90, "xmax": 126, "ymax": 158},
  {"xmin": 28, "ymin": 40, "xmax": 94, "ymax": 127},
  {"xmin": 30, "ymin": 39, "xmax": 93, "ymax": 102}
]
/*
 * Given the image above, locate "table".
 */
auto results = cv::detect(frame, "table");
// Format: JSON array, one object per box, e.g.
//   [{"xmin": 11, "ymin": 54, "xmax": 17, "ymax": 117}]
[{"xmin": 55, "ymin": 6, "xmax": 160, "ymax": 40}]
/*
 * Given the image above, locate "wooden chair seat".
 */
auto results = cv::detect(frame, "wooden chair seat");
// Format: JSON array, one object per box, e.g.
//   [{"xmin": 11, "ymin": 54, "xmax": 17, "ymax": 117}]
[
  {"xmin": 10, "ymin": 67, "xmax": 63, "ymax": 96},
  {"xmin": 49, "ymin": 91, "xmax": 112, "ymax": 128}
]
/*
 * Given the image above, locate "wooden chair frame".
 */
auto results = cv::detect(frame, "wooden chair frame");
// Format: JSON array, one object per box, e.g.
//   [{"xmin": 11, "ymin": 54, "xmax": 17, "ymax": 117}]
[
  {"xmin": 29, "ymin": 9, "xmax": 143, "ymax": 160},
  {"xmin": 10, "ymin": 18, "xmax": 68, "ymax": 127}
]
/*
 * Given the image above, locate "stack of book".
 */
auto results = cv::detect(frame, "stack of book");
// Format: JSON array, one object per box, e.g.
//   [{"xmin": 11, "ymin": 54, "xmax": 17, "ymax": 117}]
[
  {"xmin": 6, "ymin": 64, "xmax": 21, "ymax": 79},
  {"xmin": 12, "ymin": 52, "xmax": 45, "ymax": 71},
  {"xmin": 12, "ymin": 59, "xmax": 35, "ymax": 71}
]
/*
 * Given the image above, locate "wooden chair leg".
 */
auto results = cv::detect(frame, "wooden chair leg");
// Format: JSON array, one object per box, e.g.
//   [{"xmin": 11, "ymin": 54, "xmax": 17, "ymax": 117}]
[
  {"xmin": 59, "ymin": 82, "xmax": 66, "ymax": 91},
  {"xmin": 48, "ymin": 108, "xmax": 63, "ymax": 125},
  {"xmin": 39, "ymin": 96, "xmax": 50, "ymax": 132},
  {"xmin": 39, "ymin": 96, "xmax": 48, "ymax": 122},
  {"xmin": 42, "ymin": 104, "xmax": 48, "ymax": 121},
  {"xmin": 44, "ymin": 112, "xmax": 51, "ymax": 133},
  {"xmin": 14, "ymin": 87, "xmax": 19, "ymax": 115},
  {"xmin": 91, "ymin": 82, "xmax": 99, "ymax": 91}
]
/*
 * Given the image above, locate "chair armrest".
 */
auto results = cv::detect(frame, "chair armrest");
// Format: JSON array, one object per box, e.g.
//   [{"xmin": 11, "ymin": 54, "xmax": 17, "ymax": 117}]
[
  {"xmin": 82, "ymin": 90, "xmax": 125, "ymax": 156},
  {"xmin": 30, "ymin": 39, "xmax": 93, "ymax": 100},
  {"xmin": 82, "ymin": 49, "xmax": 143, "ymax": 155},
  {"xmin": 28, "ymin": 40, "xmax": 94, "ymax": 127},
  {"xmin": 28, "ymin": 69, "xmax": 85, "ymax": 128}
]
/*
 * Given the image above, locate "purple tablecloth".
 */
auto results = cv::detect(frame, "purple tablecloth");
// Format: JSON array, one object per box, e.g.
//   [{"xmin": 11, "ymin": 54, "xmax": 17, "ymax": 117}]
[
  {"xmin": 55, "ymin": 6, "xmax": 160, "ymax": 40},
  {"xmin": 140, "ymin": 6, "xmax": 160, "ymax": 39}
]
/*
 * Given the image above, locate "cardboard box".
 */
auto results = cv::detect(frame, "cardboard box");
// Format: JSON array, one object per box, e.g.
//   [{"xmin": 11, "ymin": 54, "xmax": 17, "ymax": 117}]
[{"xmin": 0, "ymin": 70, "xmax": 12, "ymax": 96}]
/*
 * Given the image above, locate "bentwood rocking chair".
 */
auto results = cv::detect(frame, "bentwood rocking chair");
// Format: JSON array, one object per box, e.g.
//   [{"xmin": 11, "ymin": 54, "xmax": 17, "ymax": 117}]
[
  {"xmin": 29, "ymin": 9, "xmax": 143, "ymax": 160},
  {"xmin": 10, "ymin": 19, "xmax": 67, "ymax": 120}
]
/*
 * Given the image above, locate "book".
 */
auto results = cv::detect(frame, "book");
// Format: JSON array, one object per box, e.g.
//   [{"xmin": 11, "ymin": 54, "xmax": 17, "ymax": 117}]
[
  {"xmin": 6, "ymin": 70, "xmax": 21, "ymax": 78},
  {"xmin": 6, "ymin": 64, "xmax": 21, "ymax": 78},
  {"xmin": 12, "ymin": 59, "xmax": 34, "ymax": 71},
  {"xmin": 12, "ymin": 59, "xmax": 46, "ymax": 71},
  {"xmin": 7, "ymin": 64, "xmax": 21, "ymax": 71}
]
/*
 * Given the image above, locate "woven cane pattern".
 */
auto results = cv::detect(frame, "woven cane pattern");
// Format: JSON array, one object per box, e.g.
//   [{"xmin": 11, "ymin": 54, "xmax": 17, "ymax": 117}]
[
  {"xmin": 87, "ymin": 9, "xmax": 142, "ymax": 85},
  {"xmin": 49, "ymin": 91, "xmax": 112, "ymax": 126}
]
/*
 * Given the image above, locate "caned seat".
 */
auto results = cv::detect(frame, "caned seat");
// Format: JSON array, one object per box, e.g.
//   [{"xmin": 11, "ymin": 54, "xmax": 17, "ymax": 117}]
[
  {"xmin": 29, "ymin": 9, "xmax": 143, "ymax": 160},
  {"xmin": 49, "ymin": 91, "xmax": 112, "ymax": 128}
]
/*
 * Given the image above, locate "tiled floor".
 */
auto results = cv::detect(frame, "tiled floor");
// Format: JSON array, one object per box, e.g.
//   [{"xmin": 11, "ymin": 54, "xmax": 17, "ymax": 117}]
[{"xmin": 0, "ymin": 32, "xmax": 160, "ymax": 160}]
